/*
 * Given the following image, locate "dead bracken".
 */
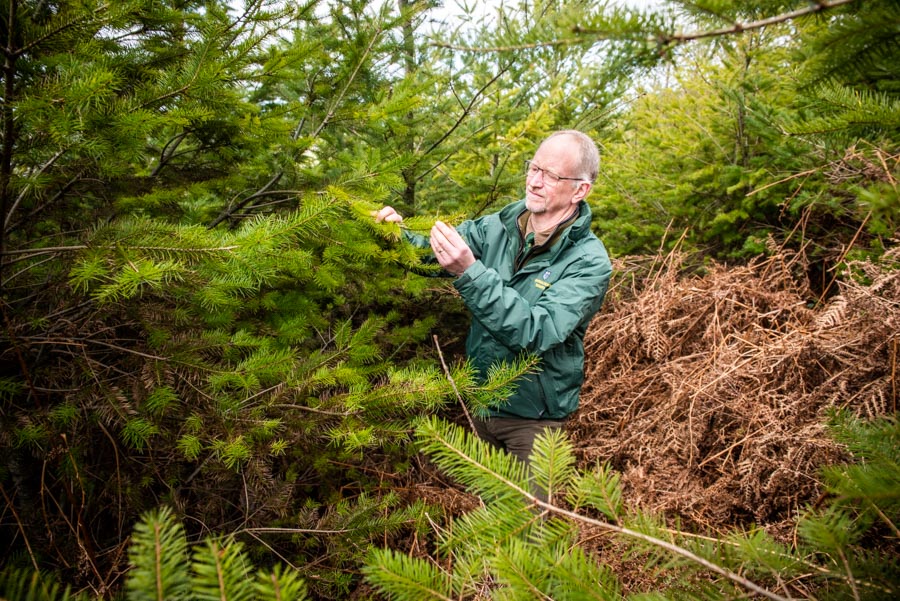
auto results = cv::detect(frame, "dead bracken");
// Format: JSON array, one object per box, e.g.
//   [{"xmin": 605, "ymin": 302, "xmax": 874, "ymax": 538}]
[{"xmin": 571, "ymin": 243, "xmax": 899, "ymax": 540}]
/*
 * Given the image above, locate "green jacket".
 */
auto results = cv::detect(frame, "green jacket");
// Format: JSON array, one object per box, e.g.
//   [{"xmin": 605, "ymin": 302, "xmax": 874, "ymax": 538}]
[{"xmin": 414, "ymin": 199, "xmax": 612, "ymax": 419}]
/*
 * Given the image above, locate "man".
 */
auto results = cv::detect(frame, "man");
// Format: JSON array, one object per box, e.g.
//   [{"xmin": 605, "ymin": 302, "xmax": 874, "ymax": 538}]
[{"xmin": 375, "ymin": 130, "xmax": 612, "ymax": 467}]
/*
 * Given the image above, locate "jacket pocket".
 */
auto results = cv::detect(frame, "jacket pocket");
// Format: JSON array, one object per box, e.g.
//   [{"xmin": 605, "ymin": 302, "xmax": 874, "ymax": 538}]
[{"xmin": 536, "ymin": 373, "xmax": 560, "ymax": 418}]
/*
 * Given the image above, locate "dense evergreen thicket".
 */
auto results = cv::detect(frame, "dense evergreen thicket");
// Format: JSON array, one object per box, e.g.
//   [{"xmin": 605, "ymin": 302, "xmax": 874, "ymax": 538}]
[{"xmin": 1, "ymin": 0, "xmax": 897, "ymax": 598}]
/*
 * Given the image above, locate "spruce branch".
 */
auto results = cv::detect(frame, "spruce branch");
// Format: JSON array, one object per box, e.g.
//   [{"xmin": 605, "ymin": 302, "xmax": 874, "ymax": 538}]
[
  {"xmin": 364, "ymin": 548, "xmax": 457, "ymax": 601},
  {"xmin": 419, "ymin": 418, "xmax": 791, "ymax": 601}
]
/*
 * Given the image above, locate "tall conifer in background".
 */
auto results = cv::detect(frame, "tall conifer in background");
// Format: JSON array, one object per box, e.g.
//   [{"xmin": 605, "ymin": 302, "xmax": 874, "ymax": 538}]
[{"xmin": 588, "ymin": 0, "xmax": 897, "ymax": 274}]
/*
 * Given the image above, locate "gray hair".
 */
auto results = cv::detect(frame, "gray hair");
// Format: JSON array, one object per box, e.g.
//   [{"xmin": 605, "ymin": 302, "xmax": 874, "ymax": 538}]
[{"xmin": 543, "ymin": 130, "xmax": 600, "ymax": 183}]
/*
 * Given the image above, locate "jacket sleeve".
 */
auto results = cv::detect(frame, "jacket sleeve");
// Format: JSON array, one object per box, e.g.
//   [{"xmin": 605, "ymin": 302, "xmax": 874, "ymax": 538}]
[
  {"xmin": 402, "ymin": 230, "xmax": 431, "ymax": 251},
  {"xmin": 453, "ymin": 247, "xmax": 611, "ymax": 355},
  {"xmin": 454, "ymin": 218, "xmax": 486, "ymax": 259},
  {"xmin": 401, "ymin": 230, "xmax": 446, "ymax": 272}
]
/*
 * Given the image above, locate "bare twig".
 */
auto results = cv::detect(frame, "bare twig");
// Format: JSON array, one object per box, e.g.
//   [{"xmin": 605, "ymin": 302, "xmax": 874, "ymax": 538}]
[
  {"xmin": 817, "ymin": 210, "xmax": 872, "ymax": 304},
  {"xmin": 0, "ymin": 482, "xmax": 40, "ymax": 573},
  {"xmin": 433, "ymin": 334, "xmax": 477, "ymax": 433}
]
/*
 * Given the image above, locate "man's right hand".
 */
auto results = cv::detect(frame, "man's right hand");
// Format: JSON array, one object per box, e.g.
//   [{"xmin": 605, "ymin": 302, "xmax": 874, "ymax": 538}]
[{"xmin": 374, "ymin": 206, "xmax": 403, "ymax": 223}]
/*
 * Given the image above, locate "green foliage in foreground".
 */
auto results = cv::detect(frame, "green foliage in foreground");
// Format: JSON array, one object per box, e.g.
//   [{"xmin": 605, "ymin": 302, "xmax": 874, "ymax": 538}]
[
  {"xmin": 2, "ymin": 0, "xmax": 898, "ymax": 598},
  {"xmin": 0, "ymin": 570, "xmax": 88, "ymax": 601},
  {"xmin": 0, "ymin": 506, "xmax": 309, "ymax": 601},
  {"xmin": 1, "ymin": 413, "xmax": 896, "ymax": 600},
  {"xmin": 125, "ymin": 506, "xmax": 308, "ymax": 601},
  {"xmin": 364, "ymin": 415, "xmax": 899, "ymax": 600}
]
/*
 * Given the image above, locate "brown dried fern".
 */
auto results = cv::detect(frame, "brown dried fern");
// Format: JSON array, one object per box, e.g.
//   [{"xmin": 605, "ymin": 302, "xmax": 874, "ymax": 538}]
[{"xmin": 573, "ymin": 245, "xmax": 898, "ymax": 539}]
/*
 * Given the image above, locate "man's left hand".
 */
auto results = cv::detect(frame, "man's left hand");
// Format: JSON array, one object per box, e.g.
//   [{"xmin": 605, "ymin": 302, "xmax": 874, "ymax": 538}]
[{"xmin": 430, "ymin": 221, "xmax": 475, "ymax": 276}]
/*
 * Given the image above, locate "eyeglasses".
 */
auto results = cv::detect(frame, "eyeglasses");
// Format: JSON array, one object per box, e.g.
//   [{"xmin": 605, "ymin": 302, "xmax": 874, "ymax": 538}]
[{"xmin": 524, "ymin": 160, "xmax": 584, "ymax": 187}]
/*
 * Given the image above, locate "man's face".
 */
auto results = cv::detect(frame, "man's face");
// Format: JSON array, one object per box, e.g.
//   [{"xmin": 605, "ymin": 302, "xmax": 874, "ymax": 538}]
[{"xmin": 524, "ymin": 136, "xmax": 586, "ymax": 220}]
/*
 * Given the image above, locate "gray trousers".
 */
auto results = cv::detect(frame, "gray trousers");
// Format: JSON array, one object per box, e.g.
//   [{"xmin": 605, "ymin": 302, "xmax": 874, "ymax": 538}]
[
  {"xmin": 472, "ymin": 416, "xmax": 565, "ymax": 466},
  {"xmin": 472, "ymin": 417, "xmax": 565, "ymax": 504}
]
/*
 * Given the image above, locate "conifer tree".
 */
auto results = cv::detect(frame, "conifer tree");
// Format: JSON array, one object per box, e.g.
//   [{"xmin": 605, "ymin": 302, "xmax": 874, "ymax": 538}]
[{"xmin": 586, "ymin": 0, "xmax": 897, "ymax": 270}]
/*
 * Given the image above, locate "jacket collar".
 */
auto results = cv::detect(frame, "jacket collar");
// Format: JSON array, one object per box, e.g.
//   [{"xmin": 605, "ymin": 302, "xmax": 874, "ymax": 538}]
[{"xmin": 500, "ymin": 199, "xmax": 593, "ymax": 242}]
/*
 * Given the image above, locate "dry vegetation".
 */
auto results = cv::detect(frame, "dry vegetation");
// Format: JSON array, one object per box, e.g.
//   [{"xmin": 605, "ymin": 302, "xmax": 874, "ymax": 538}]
[{"xmin": 571, "ymin": 242, "xmax": 899, "ymax": 540}]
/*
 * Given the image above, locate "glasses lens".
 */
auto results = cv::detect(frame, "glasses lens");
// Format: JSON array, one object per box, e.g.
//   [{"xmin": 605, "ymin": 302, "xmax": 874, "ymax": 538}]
[{"xmin": 525, "ymin": 161, "xmax": 562, "ymax": 186}]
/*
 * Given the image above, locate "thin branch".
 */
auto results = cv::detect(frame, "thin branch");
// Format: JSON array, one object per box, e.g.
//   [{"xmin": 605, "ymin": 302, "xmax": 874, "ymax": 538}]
[
  {"xmin": 433, "ymin": 335, "xmax": 476, "ymax": 433},
  {"xmin": 3, "ymin": 147, "xmax": 69, "ymax": 229},
  {"xmin": 238, "ymin": 526, "xmax": 353, "ymax": 535},
  {"xmin": 1, "ymin": 244, "xmax": 88, "ymax": 256},
  {"xmin": 432, "ymin": 38, "xmax": 581, "ymax": 53},
  {"xmin": 243, "ymin": 530, "xmax": 300, "ymax": 571},
  {"xmin": 1, "ymin": 243, "xmax": 239, "ymax": 258},
  {"xmin": 151, "ymin": 131, "xmax": 190, "ymax": 177},
  {"xmin": 0, "ymin": 482, "xmax": 40, "ymax": 573},
  {"xmin": 3, "ymin": 254, "xmax": 58, "ymax": 283},
  {"xmin": 418, "ymin": 64, "xmax": 510, "ymax": 162},
  {"xmin": 641, "ymin": 0, "xmax": 861, "ymax": 46},
  {"xmin": 817, "ymin": 210, "xmax": 872, "ymax": 304},
  {"xmin": 25, "ymin": 337, "xmax": 169, "ymax": 361},
  {"xmin": 4, "ymin": 168, "xmax": 88, "ymax": 235},
  {"xmin": 9, "ymin": 3, "xmax": 112, "ymax": 59},
  {"xmin": 273, "ymin": 403, "xmax": 353, "ymax": 417},
  {"xmin": 746, "ymin": 168, "xmax": 819, "ymax": 197}
]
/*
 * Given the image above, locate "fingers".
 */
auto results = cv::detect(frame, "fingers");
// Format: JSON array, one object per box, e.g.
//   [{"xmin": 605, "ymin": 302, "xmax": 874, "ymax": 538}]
[
  {"xmin": 431, "ymin": 221, "xmax": 475, "ymax": 276},
  {"xmin": 431, "ymin": 221, "xmax": 462, "ymax": 250},
  {"xmin": 430, "ymin": 237, "xmax": 447, "ymax": 260},
  {"xmin": 372, "ymin": 210, "xmax": 471, "ymax": 275},
  {"xmin": 430, "ymin": 223, "xmax": 454, "ymax": 262},
  {"xmin": 373, "ymin": 206, "xmax": 403, "ymax": 223}
]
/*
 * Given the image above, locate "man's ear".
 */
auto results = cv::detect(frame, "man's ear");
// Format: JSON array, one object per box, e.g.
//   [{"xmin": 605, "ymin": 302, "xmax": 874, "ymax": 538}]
[{"xmin": 572, "ymin": 181, "xmax": 591, "ymax": 203}]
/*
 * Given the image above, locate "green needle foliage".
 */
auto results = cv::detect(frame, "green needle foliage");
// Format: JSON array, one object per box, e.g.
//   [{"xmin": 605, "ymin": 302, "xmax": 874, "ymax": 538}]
[
  {"xmin": 0, "ymin": 569, "xmax": 88, "ymax": 601},
  {"xmin": 366, "ymin": 418, "xmax": 635, "ymax": 600},
  {"xmin": 364, "ymin": 548, "xmax": 460, "ymax": 601},
  {"xmin": 366, "ymin": 416, "xmax": 899, "ymax": 600},
  {"xmin": 125, "ymin": 506, "xmax": 308, "ymax": 601},
  {"xmin": 126, "ymin": 506, "xmax": 192, "ymax": 601}
]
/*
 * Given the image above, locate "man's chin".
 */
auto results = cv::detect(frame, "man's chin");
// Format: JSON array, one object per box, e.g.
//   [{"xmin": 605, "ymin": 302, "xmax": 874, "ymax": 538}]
[{"xmin": 525, "ymin": 198, "xmax": 546, "ymax": 213}]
